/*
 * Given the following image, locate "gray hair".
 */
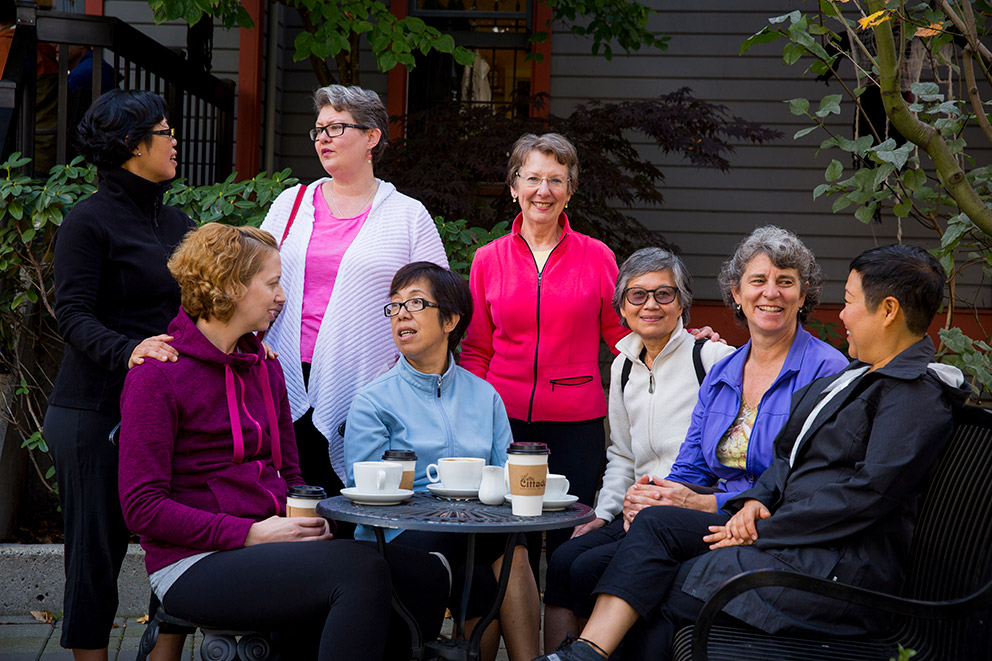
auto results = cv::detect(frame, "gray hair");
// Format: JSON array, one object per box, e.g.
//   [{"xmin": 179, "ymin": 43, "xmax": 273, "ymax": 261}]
[
  {"xmin": 313, "ymin": 85, "xmax": 389, "ymax": 162},
  {"xmin": 506, "ymin": 133, "xmax": 579, "ymax": 196},
  {"xmin": 613, "ymin": 247, "xmax": 693, "ymax": 326},
  {"xmin": 717, "ymin": 225, "xmax": 822, "ymax": 325}
]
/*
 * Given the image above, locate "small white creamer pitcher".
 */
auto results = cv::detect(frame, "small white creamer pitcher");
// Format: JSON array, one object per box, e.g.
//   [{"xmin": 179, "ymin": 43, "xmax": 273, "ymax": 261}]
[{"xmin": 478, "ymin": 465, "xmax": 507, "ymax": 505}]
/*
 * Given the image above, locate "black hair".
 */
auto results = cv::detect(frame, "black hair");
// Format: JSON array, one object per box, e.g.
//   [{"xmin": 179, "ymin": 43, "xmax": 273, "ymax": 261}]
[
  {"xmin": 849, "ymin": 244, "xmax": 945, "ymax": 335},
  {"xmin": 390, "ymin": 262, "xmax": 473, "ymax": 354},
  {"xmin": 75, "ymin": 90, "xmax": 168, "ymax": 169}
]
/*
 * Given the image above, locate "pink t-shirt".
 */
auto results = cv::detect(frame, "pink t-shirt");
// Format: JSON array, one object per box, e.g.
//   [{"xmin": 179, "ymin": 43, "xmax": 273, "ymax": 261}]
[{"xmin": 300, "ymin": 185, "xmax": 370, "ymax": 362}]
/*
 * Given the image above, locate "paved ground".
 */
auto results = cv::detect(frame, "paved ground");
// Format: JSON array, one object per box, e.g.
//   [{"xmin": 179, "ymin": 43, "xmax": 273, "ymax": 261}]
[{"xmin": 0, "ymin": 611, "xmax": 516, "ymax": 660}]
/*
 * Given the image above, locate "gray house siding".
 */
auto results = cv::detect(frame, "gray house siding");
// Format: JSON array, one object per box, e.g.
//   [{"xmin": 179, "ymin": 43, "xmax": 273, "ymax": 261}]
[
  {"xmin": 101, "ymin": 0, "xmax": 990, "ymax": 307},
  {"xmin": 550, "ymin": 1, "xmax": 990, "ymax": 305}
]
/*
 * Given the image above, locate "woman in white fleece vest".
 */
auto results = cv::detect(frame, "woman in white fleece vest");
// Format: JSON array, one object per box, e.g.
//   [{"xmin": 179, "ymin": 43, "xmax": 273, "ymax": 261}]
[{"xmin": 542, "ymin": 247, "xmax": 735, "ymax": 649}]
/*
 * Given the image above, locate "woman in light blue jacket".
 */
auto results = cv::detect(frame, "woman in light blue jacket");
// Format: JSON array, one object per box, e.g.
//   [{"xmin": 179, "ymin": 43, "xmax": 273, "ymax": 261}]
[{"xmin": 343, "ymin": 262, "xmax": 538, "ymax": 661}]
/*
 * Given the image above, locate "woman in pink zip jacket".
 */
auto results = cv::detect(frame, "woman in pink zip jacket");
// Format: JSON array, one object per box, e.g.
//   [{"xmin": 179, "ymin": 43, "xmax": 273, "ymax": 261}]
[
  {"xmin": 460, "ymin": 133, "xmax": 630, "ymax": 572},
  {"xmin": 118, "ymin": 223, "xmax": 447, "ymax": 660}
]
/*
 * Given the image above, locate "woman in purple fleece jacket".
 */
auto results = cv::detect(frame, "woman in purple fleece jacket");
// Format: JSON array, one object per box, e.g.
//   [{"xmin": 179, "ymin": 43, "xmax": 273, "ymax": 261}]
[{"xmin": 118, "ymin": 223, "xmax": 447, "ymax": 660}]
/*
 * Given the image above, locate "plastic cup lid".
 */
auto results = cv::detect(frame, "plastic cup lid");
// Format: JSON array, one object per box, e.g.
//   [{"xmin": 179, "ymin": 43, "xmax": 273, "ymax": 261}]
[
  {"xmin": 287, "ymin": 485, "xmax": 327, "ymax": 500},
  {"xmin": 382, "ymin": 450, "xmax": 418, "ymax": 461},
  {"xmin": 507, "ymin": 442, "xmax": 550, "ymax": 455}
]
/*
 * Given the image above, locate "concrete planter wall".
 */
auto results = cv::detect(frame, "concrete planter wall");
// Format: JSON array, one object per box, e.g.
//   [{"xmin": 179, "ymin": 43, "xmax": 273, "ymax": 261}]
[{"xmin": 0, "ymin": 543, "xmax": 151, "ymax": 616}]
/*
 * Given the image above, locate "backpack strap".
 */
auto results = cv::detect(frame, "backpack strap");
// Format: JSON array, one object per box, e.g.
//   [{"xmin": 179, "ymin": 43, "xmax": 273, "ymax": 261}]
[
  {"xmin": 620, "ymin": 357, "xmax": 633, "ymax": 392},
  {"xmin": 692, "ymin": 337, "xmax": 708, "ymax": 386},
  {"xmin": 279, "ymin": 184, "xmax": 308, "ymax": 248}
]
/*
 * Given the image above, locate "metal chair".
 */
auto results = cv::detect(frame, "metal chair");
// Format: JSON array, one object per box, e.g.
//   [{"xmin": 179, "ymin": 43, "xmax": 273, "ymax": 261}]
[{"xmin": 674, "ymin": 404, "xmax": 992, "ymax": 661}]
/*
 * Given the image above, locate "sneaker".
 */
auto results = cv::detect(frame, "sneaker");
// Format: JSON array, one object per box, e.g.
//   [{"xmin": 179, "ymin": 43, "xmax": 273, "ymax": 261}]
[{"xmin": 533, "ymin": 637, "xmax": 608, "ymax": 661}]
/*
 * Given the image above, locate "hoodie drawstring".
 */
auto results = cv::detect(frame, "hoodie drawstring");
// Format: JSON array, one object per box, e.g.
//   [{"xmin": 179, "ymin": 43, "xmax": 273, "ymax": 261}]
[
  {"xmin": 224, "ymin": 361, "xmax": 282, "ymax": 473},
  {"xmin": 225, "ymin": 365, "xmax": 245, "ymax": 464}
]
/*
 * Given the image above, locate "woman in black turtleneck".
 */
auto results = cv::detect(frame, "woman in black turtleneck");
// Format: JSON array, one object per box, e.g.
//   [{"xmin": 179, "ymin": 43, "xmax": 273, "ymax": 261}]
[{"xmin": 44, "ymin": 90, "xmax": 193, "ymax": 660}]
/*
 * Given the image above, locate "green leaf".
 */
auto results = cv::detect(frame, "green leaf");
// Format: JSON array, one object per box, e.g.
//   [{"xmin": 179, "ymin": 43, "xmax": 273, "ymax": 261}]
[
  {"xmin": 911, "ymin": 81, "xmax": 942, "ymax": 102},
  {"xmin": 903, "ymin": 168, "xmax": 927, "ymax": 192},
  {"xmin": 815, "ymin": 94, "xmax": 842, "ymax": 117},
  {"xmin": 893, "ymin": 199, "xmax": 912, "ymax": 217},
  {"xmin": 813, "ymin": 183, "xmax": 832, "ymax": 199},
  {"xmin": 854, "ymin": 204, "xmax": 876, "ymax": 223},
  {"xmin": 434, "ymin": 34, "xmax": 455, "ymax": 53},
  {"xmin": 783, "ymin": 42, "xmax": 805, "ymax": 65},
  {"xmin": 769, "ymin": 11, "xmax": 801, "ymax": 24},
  {"xmin": 825, "ymin": 159, "xmax": 843, "ymax": 182},
  {"xmin": 793, "ymin": 126, "xmax": 818, "ymax": 139},
  {"xmin": 739, "ymin": 26, "xmax": 781, "ymax": 55},
  {"xmin": 787, "ymin": 98, "xmax": 810, "ymax": 116},
  {"xmin": 832, "ymin": 194, "xmax": 854, "ymax": 213}
]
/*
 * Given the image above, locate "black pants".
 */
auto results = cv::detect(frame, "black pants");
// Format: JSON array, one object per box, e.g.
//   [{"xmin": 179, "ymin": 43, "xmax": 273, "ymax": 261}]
[
  {"xmin": 543, "ymin": 516, "xmax": 626, "ymax": 617},
  {"xmin": 45, "ymin": 405, "xmax": 129, "ymax": 649},
  {"xmin": 594, "ymin": 506, "xmax": 735, "ymax": 660},
  {"xmin": 509, "ymin": 418, "xmax": 606, "ymax": 589},
  {"xmin": 163, "ymin": 540, "xmax": 448, "ymax": 661},
  {"xmin": 394, "ymin": 530, "xmax": 526, "ymax": 620}
]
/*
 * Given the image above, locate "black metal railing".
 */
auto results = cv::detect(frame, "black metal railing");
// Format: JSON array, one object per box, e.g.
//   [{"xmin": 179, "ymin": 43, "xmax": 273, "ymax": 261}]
[{"xmin": 0, "ymin": 1, "xmax": 233, "ymax": 185}]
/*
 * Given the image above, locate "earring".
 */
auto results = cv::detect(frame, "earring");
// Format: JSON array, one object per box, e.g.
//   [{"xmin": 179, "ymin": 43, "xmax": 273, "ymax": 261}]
[
  {"xmin": 512, "ymin": 196, "xmax": 517, "ymax": 203},
  {"xmin": 136, "ymin": 151, "xmax": 142, "ymax": 157},
  {"xmin": 735, "ymin": 304, "xmax": 742, "ymax": 313},
  {"xmin": 367, "ymin": 151, "xmax": 372, "ymax": 164},
  {"xmin": 565, "ymin": 202, "xmax": 568, "ymax": 209}
]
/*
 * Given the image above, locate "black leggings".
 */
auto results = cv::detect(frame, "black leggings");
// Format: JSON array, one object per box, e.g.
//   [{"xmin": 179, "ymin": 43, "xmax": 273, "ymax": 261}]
[
  {"xmin": 45, "ymin": 405, "xmax": 129, "ymax": 649},
  {"xmin": 510, "ymin": 418, "xmax": 606, "ymax": 588},
  {"xmin": 163, "ymin": 540, "xmax": 448, "ymax": 661}
]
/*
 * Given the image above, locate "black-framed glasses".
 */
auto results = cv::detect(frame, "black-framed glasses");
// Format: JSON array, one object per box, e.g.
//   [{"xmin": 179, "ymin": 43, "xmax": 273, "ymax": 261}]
[
  {"xmin": 383, "ymin": 297, "xmax": 440, "ymax": 318},
  {"xmin": 150, "ymin": 128, "xmax": 175, "ymax": 138},
  {"xmin": 624, "ymin": 286, "xmax": 678, "ymax": 306},
  {"xmin": 309, "ymin": 122, "xmax": 370, "ymax": 141}
]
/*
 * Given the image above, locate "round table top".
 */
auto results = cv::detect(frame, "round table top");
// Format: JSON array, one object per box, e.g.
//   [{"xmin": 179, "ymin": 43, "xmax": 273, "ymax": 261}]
[{"xmin": 317, "ymin": 493, "xmax": 594, "ymax": 534}]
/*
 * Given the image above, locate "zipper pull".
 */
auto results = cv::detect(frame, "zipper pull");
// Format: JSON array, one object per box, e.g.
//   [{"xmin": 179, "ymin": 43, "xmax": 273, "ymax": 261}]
[
  {"xmin": 649, "ymin": 373, "xmax": 655, "ymax": 394},
  {"xmin": 436, "ymin": 375, "xmax": 442, "ymax": 398}
]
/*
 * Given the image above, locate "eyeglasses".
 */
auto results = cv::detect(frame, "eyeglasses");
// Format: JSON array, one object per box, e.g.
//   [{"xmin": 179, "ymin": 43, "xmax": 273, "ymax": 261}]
[
  {"xmin": 624, "ymin": 286, "xmax": 678, "ymax": 306},
  {"xmin": 309, "ymin": 123, "xmax": 370, "ymax": 141},
  {"xmin": 383, "ymin": 297, "xmax": 440, "ymax": 318},
  {"xmin": 150, "ymin": 128, "xmax": 175, "ymax": 138},
  {"xmin": 514, "ymin": 171, "xmax": 569, "ymax": 192}
]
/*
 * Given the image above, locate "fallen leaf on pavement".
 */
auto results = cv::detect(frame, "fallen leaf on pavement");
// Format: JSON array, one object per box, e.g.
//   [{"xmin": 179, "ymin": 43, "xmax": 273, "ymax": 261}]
[
  {"xmin": 137, "ymin": 614, "xmax": 150, "ymax": 624},
  {"xmin": 30, "ymin": 610, "xmax": 55, "ymax": 624}
]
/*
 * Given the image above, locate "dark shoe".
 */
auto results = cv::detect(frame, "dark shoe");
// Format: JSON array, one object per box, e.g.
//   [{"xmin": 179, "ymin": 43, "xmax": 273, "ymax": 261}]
[{"xmin": 533, "ymin": 636, "xmax": 608, "ymax": 661}]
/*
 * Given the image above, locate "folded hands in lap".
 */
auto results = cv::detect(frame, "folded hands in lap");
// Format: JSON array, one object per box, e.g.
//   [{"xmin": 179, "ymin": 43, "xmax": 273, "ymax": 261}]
[{"xmin": 703, "ymin": 499, "xmax": 770, "ymax": 550}]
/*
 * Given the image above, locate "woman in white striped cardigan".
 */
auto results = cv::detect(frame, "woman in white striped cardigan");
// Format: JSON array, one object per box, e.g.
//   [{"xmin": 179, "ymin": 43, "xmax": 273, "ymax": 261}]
[{"xmin": 261, "ymin": 84, "xmax": 446, "ymax": 498}]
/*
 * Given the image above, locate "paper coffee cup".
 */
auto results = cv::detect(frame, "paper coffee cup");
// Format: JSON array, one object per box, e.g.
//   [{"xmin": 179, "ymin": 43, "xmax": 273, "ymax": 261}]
[
  {"xmin": 382, "ymin": 449, "xmax": 418, "ymax": 491},
  {"xmin": 506, "ymin": 442, "xmax": 549, "ymax": 516},
  {"xmin": 286, "ymin": 485, "xmax": 326, "ymax": 518}
]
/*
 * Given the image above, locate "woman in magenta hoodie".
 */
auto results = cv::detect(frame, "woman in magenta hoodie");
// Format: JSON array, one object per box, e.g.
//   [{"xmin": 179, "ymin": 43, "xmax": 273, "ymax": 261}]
[
  {"xmin": 460, "ymin": 133, "xmax": 629, "ymax": 571},
  {"xmin": 118, "ymin": 223, "xmax": 446, "ymax": 660}
]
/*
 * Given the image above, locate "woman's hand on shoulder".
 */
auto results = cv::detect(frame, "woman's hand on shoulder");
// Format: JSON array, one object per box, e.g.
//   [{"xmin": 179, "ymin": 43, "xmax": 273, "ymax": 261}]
[
  {"xmin": 262, "ymin": 341, "xmax": 279, "ymax": 360},
  {"xmin": 244, "ymin": 516, "xmax": 333, "ymax": 546},
  {"xmin": 687, "ymin": 326, "xmax": 727, "ymax": 345},
  {"xmin": 128, "ymin": 334, "xmax": 178, "ymax": 369},
  {"xmin": 571, "ymin": 518, "xmax": 608, "ymax": 539}
]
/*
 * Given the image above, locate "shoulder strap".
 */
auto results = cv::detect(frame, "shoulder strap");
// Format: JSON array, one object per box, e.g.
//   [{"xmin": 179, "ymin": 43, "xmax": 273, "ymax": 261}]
[
  {"xmin": 620, "ymin": 357, "xmax": 633, "ymax": 392},
  {"xmin": 693, "ymin": 337, "xmax": 708, "ymax": 386},
  {"xmin": 279, "ymin": 184, "xmax": 308, "ymax": 248}
]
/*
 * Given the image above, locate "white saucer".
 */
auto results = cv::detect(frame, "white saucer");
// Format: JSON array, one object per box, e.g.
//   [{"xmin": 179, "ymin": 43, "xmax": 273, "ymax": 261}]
[
  {"xmin": 505, "ymin": 493, "xmax": 579, "ymax": 511},
  {"xmin": 340, "ymin": 487, "xmax": 414, "ymax": 506},
  {"xmin": 426, "ymin": 483, "xmax": 479, "ymax": 500}
]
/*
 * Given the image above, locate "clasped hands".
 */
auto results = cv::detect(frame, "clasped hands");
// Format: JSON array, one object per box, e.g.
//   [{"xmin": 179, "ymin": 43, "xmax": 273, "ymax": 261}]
[
  {"xmin": 621, "ymin": 474, "xmax": 769, "ymax": 549},
  {"xmin": 245, "ymin": 515, "xmax": 333, "ymax": 546}
]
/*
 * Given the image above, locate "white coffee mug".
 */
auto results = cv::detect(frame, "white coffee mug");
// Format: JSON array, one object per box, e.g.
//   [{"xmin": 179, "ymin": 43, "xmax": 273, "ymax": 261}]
[
  {"xmin": 425, "ymin": 457, "xmax": 485, "ymax": 490},
  {"xmin": 353, "ymin": 461, "xmax": 403, "ymax": 494},
  {"xmin": 544, "ymin": 473, "xmax": 570, "ymax": 499}
]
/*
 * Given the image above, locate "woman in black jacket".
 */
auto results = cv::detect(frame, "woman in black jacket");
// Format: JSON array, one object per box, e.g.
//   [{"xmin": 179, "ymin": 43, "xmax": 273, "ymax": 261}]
[{"xmin": 44, "ymin": 90, "xmax": 193, "ymax": 660}]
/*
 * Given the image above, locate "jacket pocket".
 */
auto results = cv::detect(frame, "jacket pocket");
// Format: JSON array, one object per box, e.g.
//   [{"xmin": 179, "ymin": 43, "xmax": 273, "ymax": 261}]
[{"xmin": 549, "ymin": 375, "xmax": 594, "ymax": 392}]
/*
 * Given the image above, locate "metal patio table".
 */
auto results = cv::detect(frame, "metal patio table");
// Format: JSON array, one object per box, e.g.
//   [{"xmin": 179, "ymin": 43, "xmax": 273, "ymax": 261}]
[{"xmin": 317, "ymin": 493, "xmax": 593, "ymax": 661}]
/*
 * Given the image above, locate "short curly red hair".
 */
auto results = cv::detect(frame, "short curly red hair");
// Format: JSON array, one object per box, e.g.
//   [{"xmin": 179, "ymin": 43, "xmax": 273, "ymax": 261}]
[{"xmin": 168, "ymin": 223, "xmax": 278, "ymax": 322}]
